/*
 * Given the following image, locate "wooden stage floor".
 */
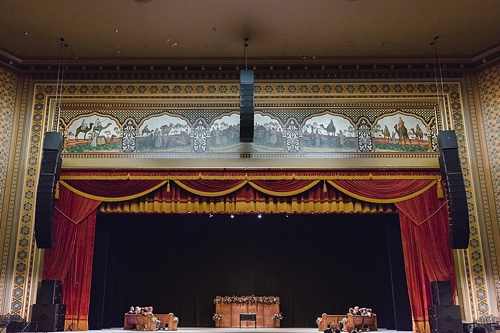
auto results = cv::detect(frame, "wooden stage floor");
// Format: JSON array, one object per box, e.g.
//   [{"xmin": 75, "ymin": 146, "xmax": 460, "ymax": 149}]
[{"xmin": 99, "ymin": 328, "xmax": 409, "ymax": 333}]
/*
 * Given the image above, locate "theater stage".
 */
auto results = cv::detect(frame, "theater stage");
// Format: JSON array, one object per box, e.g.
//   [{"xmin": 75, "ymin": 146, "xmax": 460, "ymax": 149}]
[{"xmin": 100, "ymin": 328, "xmax": 409, "ymax": 333}]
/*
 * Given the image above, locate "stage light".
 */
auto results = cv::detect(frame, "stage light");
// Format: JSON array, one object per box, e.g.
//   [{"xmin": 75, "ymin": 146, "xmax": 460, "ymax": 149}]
[
  {"xmin": 257, "ymin": 213, "xmax": 262, "ymax": 219},
  {"xmin": 230, "ymin": 214, "xmax": 235, "ymax": 219}
]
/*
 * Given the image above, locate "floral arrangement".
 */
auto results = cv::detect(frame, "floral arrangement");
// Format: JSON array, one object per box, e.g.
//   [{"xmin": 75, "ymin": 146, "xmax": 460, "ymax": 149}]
[
  {"xmin": 272, "ymin": 313, "xmax": 283, "ymax": 320},
  {"xmin": 212, "ymin": 313, "xmax": 223, "ymax": 321},
  {"xmin": 316, "ymin": 317, "xmax": 323, "ymax": 325},
  {"xmin": 214, "ymin": 295, "xmax": 280, "ymax": 305},
  {"xmin": 341, "ymin": 317, "xmax": 348, "ymax": 323}
]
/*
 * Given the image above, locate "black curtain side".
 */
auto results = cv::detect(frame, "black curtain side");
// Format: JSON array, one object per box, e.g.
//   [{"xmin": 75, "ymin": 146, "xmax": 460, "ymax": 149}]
[{"xmin": 89, "ymin": 213, "xmax": 411, "ymax": 329}]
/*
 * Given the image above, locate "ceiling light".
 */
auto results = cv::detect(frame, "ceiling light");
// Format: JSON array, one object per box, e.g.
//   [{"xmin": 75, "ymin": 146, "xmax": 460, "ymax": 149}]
[
  {"xmin": 114, "ymin": 29, "xmax": 119, "ymax": 33},
  {"xmin": 23, "ymin": 31, "xmax": 30, "ymax": 36}
]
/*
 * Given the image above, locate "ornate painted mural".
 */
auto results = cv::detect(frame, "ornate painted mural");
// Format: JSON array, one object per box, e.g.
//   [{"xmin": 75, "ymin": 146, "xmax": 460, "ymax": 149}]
[
  {"xmin": 59, "ymin": 107, "xmax": 435, "ymax": 155},
  {"xmin": 38, "ymin": 81, "xmax": 442, "ymax": 160}
]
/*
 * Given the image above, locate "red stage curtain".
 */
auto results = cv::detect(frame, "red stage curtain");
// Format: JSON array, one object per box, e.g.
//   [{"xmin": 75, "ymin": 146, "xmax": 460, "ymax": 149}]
[
  {"xmin": 42, "ymin": 186, "xmax": 101, "ymax": 331},
  {"xmin": 51, "ymin": 170, "xmax": 451, "ymax": 333},
  {"xmin": 395, "ymin": 183, "xmax": 455, "ymax": 333}
]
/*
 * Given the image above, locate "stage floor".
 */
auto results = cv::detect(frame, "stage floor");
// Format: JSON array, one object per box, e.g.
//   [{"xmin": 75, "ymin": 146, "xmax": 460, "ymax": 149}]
[{"xmin": 99, "ymin": 328, "xmax": 410, "ymax": 333}]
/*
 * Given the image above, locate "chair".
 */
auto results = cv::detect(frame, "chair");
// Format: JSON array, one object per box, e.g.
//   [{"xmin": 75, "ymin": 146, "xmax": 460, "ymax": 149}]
[
  {"xmin": 156, "ymin": 313, "xmax": 178, "ymax": 331},
  {"xmin": 136, "ymin": 314, "xmax": 156, "ymax": 331}
]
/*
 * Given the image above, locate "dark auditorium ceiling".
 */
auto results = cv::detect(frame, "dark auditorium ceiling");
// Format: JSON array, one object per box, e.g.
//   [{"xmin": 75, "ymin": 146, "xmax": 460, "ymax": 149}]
[{"xmin": 1, "ymin": 0, "xmax": 499, "ymax": 68}]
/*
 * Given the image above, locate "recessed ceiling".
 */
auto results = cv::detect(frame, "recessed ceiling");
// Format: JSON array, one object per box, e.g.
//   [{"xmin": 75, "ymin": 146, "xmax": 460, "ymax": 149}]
[{"xmin": 1, "ymin": 0, "xmax": 499, "ymax": 65}]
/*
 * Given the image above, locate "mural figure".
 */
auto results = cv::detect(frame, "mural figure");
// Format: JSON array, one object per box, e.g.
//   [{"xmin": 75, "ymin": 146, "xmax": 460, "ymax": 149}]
[
  {"xmin": 154, "ymin": 128, "xmax": 162, "ymax": 148},
  {"xmin": 382, "ymin": 125, "xmax": 391, "ymax": 142},
  {"xmin": 338, "ymin": 130, "xmax": 347, "ymax": 146},
  {"xmin": 410, "ymin": 124, "xmax": 424, "ymax": 141},
  {"xmin": 394, "ymin": 117, "xmax": 411, "ymax": 145},
  {"xmin": 75, "ymin": 120, "xmax": 93, "ymax": 140},
  {"xmin": 320, "ymin": 120, "xmax": 336, "ymax": 136},
  {"xmin": 142, "ymin": 124, "xmax": 153, "ymax": 136}
]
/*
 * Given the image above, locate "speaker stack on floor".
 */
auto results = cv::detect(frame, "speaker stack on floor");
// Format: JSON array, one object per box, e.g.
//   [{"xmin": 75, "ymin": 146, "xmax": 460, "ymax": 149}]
[
  {"xmin": 429, "ymin": 281, "xmax": 462, "ymax": 333},
  {"xmin": 35, "ymin": 132, "xmax": 63, "ymax": 249},
  {"xmin": 239, "ymin": 69, "xmax": 254, "ymax": 142},
  {"xmin": 437, "ymin": 130, "xmax": 470, "ymax": 249},
  {"xmin": 31, "ymin": 280, "xmax": 66, "ymax": 331}
]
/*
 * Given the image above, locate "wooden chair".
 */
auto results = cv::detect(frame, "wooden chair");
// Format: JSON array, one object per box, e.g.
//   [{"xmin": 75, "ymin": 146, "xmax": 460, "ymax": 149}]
[
  {"xmin": 363, "ymin": 316, "xmax": 376, "ymax": 331},
  {"xmin": 136, "ymin": 314, "xmax": 156, "ymax": 331},
  {"xmin": 156, "ymin": 313, "xmax": 178, "ymax": 331},
  {"xmin": 318, "ymin": 314, "xmax": 345, "ymax": 331}
]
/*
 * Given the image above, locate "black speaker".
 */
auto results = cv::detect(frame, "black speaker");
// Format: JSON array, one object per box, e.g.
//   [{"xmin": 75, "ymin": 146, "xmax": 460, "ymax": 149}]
[
  {"xmin": 40, "ymin": 150, "xmax": 63, "ymax": 176},
  {"xmin": 43, "ymin": 131, "xmax": 64, "ymax": 151},
  {"xmin": 429, "ymin": 304, "xmax": 462, "ymax": 333},
  {"xmin": 450, "ymin": 224, "xmax": 470, "ymax": 249},
  {"xmin": 439, "ymin": 150, "xmax": 461, "ymax": 174},
  {"xmin": 437, "ymin": 130, "xmax": 469, "ymax": 249},
  {"xmin": 240, "ymin": 112, "xmax": 254, "ymax": 142},
  {"xmin": 31, "ymin": 303, "xmax": 66, "ymax": 332},
  {"xmin": 437, "ymin": 130, "xmax": 458, "ymax": 150},
  {"xmin": 431, "ymin": 281, "xmax": 453, "ymax": 306},
  {"xmin": 37, "ymin": 280, "xmax": 63, "ymax": 304},
  {"xmin": 240, "ymin": 69, "xmax": 254, "ymax": 142},
  {"xmin": 35, "ymin": 132, "xmax": 63, "ymax": 249}
]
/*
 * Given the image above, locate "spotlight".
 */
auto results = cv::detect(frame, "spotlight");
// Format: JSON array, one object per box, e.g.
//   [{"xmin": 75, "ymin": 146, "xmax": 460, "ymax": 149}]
[
  {"xmin": 230, "ymin": 214, "xmax": 235, "ymax": 219},
  {"xmin": 257, "ymin": 213, "xmax": 262, "ymax": 219}
]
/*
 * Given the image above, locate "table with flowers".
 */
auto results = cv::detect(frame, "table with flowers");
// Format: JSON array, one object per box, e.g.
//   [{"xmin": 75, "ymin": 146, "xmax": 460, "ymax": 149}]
[{"xmin": 213, "ymin": 295, "xmax": 281, "ymax": 328}]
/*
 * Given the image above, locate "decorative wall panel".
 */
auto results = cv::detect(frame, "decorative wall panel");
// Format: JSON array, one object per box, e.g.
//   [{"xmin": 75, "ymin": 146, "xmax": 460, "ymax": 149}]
[{"xmin": 4, "ymin": 73, "xmax": 495, "ymax": 324}]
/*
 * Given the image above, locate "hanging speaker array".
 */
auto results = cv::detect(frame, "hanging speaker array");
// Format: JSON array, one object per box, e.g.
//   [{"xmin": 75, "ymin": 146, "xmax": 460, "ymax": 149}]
[
  {"xmin": 437, "ymin": 130, "xmax": 469, "ymax": 249},
  {"xmin": 35, "ymin": 131, "xmax": 64, "ymax": 249},
  {"xmin": 239, "ymin": 69, "xmax": 254, "ymax": 142}
]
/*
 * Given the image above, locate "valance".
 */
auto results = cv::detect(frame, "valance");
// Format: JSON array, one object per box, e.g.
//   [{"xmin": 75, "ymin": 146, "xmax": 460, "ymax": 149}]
[{"xmin": 60, "ymin": 171, "xmax": 441, "ymax": 203}]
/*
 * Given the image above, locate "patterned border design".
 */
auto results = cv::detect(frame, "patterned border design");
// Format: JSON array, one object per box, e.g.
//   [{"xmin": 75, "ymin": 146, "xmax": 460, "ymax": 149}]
[
  {"xmin": 0, "ymin": 68, "xmax": 19, "ymax": 312},
  {"xmin": 7, "ymin": 79, "xmax": 491, "ymax": 319},
  {"xmin": 462, "ymin": 74, "xmax": 494, "ymax": 317},
  {"xmin": 7, "ymin": 78, "xmax": 44, "ymax": 316},
  {"xmin": 475, "ymin": 64, "xmax": 500, "ymax": 311}
]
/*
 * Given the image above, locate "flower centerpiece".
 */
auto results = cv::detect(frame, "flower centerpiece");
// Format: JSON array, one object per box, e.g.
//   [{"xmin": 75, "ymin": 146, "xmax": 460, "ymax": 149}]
[
  {"xmin": 272, "ymin": 313, "xmax": 283, "ymax": 320},
  {"xmin": 213, "ymin": 313, "xmax": 223, "ymax": 328},
  {"xmin": 316, "ymin": 317, "xmax": 323, "ymax": 325},
  {"xmin": 272, "ymin": 313, "xmax": 283, "ymax": 328},
  {"xmin": 214, "ymin": 295, "xmax": 280, "ymax": 305}
]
